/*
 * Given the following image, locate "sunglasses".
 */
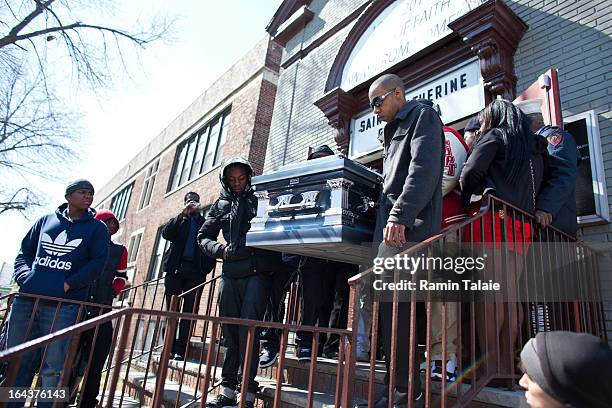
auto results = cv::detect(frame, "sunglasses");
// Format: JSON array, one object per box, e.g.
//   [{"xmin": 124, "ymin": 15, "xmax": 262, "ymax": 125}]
[{"xmin": 370, "ymin": 89, "xmax": 395, "ymax": 109}]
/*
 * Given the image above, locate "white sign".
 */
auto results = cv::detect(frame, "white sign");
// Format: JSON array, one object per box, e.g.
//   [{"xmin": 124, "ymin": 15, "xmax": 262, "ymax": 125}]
[
  {"xmin": 405, "ymin": 58, "xmax": 484, "ymax": 123},
  {"xmin": 341, "ymin": 0, "xmax": 485, "ymax": 90},
  {"xmin": 349, "ymin": 59, "xmax": 484, "ymax": 160}
]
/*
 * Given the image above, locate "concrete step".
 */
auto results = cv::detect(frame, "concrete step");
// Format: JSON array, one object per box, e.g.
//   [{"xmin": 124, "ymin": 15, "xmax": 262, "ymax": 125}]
[{"xmin": 123, "ymin": 366, "xmax": 201, "ymax": 407}]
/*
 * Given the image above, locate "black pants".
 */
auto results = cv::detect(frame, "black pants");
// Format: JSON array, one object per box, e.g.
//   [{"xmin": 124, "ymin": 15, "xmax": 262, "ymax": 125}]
[
  {"xmin": 218, "ymin": 273, "xmax": 270, "ymax": 394},
  {"xmin": 324, "ymin": 262, "xmax": 356, "ymax": 353},
  {"xmin": 373, "ymin": 196, "xmax": 429, "ymax": 396},
  {"xmin": 79, "ymin": 312, "xmax": 114, "ymax": 407},
  {"xmin": 164, "ymin": 261, "xmax": 205, "ymax": 356},
  {"xmin": 260, "ymin": 262, "xmax": 296, "ymax": 351},
  {"xmin": 379, "ymin": 301, "xmax": 422, "ymax": 395},
  {"xmin": 295, "ymin": 258, "xmax": 357, "ymax": 351}
]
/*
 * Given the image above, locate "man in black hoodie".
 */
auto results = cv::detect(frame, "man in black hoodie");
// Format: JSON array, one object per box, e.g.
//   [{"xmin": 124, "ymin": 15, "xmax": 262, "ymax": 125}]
[
  {"xmin": 162, "ymin": 191, "xmax": 216, "ymax": 360},
  {"xmin": 198, "ymin": 157, "xmax": 280, "ymax": 408}
]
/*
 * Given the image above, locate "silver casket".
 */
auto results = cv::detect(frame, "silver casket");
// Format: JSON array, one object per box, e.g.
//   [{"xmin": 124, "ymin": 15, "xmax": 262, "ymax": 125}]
[{"xmin": 245, "ymin": 155, "xmax": 382, "ymax": 265}]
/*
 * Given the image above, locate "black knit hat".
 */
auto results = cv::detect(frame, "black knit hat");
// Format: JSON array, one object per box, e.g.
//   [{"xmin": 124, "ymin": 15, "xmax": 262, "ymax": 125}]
[
  {"xmin": 65, "ymin": 179, "xmax": 94, "ymax": 198},
  {"xmin": 308, "ymin": 145, "xmax": 335, "ymax": 160},
  {"xmin": 520, "ymin": 331, "xmax": 612, "ymax": 407},
  {"xmin": 464, "ymin": 117, "xmax": 481, "ymax": 132}
]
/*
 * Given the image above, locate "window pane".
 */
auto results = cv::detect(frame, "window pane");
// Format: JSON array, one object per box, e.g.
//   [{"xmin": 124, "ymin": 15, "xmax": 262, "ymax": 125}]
[
  {"xmin": 180, "ymin": 137, "xmax": 198, "ymax": 186},
  {"xmin": 143, "ymin": 174, "xmax": 156, "ymax": 207},
  {"xmin": 139, "ymin": 160, "xmax": 160, "ymax": 210},
  {"xmin": 111, "ymin": 183, "xmax": 133, "ymax": 222},
  {"xmin": 138, "ymin": 179, "xmax": 150, "ymax": 210},
  {"xmin": 214, "ymin": 112, "xmax": 231, "ymax": 165},
  {"xmin": 121, "ymin": 185, "xmax": 133, "ymax": 220},
  {"xmin": 189, "ymin": 133, "xmax": 205, "ymax": 180},
  {"xmin": 203, "ymin": 119, "xmax": 221, "ymax": 172},
  {"xmin": 197, "ymin": 127, "xmax": 211, "ymax": 175},
  {"xmin": 171, "ymin": 144, "xmax": 187, "ymax": 191},
  {"xmin": 128, "ymin": 233, "xmax": 142, "ymax": 263},
  {"xmin": 149, "ymin": 229, "xmax": 169, "ymax": 280}
]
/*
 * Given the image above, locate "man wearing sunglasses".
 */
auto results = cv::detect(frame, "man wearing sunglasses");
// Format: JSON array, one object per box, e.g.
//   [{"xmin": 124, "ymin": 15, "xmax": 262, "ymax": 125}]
[{"xmin": 363, "ymin": 74, "xmax": 445, "ymax": 408}]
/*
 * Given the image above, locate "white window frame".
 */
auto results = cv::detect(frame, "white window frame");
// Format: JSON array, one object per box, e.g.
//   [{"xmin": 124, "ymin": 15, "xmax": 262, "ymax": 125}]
[
  {"xmin": 110, "ymin": 182, "xmax": 134, "ymax": 222},
  {"xmin": 148, "ymin": 226, "xmax": 170, "ymax": 281},
  {"xmin": 127, "ymin": 229, "xmax": 144, "ymax": 265},
  {"xmin": 138, "ymin": 159, "xmax": 160, "ymax": 211},
  {"xmin": 564, "ymin": 110, "xmax": 610, "ymax": 225}
]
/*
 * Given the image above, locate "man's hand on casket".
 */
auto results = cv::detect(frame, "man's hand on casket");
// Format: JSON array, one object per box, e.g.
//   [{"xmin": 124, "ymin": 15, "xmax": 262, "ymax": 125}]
[{"xmin": 384, "ymin": 221, "xmax": 406, "ymax": 247}]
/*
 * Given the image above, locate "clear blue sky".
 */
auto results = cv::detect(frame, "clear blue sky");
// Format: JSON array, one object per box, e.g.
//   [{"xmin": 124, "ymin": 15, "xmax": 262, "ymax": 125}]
[{"xmin": 0, "ymin": 0, "xmax": 283, "ymax": 265}]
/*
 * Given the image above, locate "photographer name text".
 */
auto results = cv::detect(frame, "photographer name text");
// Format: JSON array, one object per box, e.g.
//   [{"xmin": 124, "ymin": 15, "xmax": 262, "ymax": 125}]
[{"xmin": 373, "ymin": 279, "xmax": 500, "ymax": 291}]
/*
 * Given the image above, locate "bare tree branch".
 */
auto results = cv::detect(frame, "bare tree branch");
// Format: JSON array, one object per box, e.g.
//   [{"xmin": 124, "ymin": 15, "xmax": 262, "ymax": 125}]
[
  {"xmin": 0, "ymin": 1, "xmax": 175, "ymax": 214},
  {"xmin": 0, "ymin": 187, "xmax": 41, "ymax": 215}
]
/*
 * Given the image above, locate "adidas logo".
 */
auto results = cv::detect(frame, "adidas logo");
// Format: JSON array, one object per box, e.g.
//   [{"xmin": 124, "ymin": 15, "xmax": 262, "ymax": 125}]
[{"xmin": 41, "ymin": 230, "xmax": 82, "ymax": 257}]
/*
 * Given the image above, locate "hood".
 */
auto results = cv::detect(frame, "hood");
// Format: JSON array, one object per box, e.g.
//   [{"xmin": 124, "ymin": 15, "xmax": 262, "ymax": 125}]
[
  {"xmin": 218, "ymin": 156, "xmax": 254, "ymax": 198},
  {"xmin": 94, "ymin": 209, "xmax": 117, "ymax": 223},
  {"xmin": 55, "ymin": 203, "xmax": 96, "ymax": 223},
  {"xmin": 94, "ymin": 209, "xmax": 119, "ymax": 235}
]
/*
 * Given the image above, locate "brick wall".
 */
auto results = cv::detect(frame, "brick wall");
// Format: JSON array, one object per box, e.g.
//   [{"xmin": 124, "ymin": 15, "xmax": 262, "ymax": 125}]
[{"xmin": 265, "ymin": 0, "xmax": 612, "ymax": 337}]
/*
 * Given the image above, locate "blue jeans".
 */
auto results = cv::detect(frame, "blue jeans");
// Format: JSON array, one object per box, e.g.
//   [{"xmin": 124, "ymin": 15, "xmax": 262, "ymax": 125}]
[{"xmin": 6, "ymin": 296, "xmax": 79, "ymax": 408}]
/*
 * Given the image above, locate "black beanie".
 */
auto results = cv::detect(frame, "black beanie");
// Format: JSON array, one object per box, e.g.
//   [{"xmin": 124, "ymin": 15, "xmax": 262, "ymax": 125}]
[
  {"xmin": 520, "ymin": 331, "xmax": 612, "ymax": 407},
  {"xmin": 65, "ymin": 179, "xmax": 94, "ymax": 197},
  {"xmin": 464, "ymin": 117, "xmax": 481, "ymax": 132},
  {"xmin": 308, "ymin": 145, "xmax": 335, "ymax": 160}
]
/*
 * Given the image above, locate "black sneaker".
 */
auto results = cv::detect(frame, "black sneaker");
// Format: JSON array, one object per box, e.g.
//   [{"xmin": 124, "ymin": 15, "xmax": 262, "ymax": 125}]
[
  {"xmin": 259, "ymin": 347, "xmax": 279, "ymax": 368},
  {"xmin": 171, "ymin": 353, "xmax": 184, "ymax": 361},
  {"xmin": 296, "ymin": 346, "xmax": 312, "ymax": 362},
  {"xmin": 205, "ymin": 394, "xmax": 237, "ymax": 408}
]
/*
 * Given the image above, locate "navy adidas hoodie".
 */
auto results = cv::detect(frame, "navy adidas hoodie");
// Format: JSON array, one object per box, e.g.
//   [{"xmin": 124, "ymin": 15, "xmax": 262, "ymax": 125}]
[{"xmin": 13, "ymin": 203, "xmax": 110, "ymax": 301}]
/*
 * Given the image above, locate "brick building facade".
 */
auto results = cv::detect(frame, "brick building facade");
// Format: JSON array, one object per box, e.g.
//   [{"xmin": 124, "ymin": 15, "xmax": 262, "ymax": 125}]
[
  {"xmin": 93, "ymin": 36, "xmax": 282, "ymax": 317},
  {"xmin": 263, "ymin": 0, "xmax": 612, "ymax": 339}
]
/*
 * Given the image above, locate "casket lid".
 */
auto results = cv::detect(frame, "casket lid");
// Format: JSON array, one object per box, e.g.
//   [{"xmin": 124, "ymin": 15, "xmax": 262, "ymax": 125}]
[{"xmin": 252, "ymin": 154, "xmax": 382, "ymax": 187}]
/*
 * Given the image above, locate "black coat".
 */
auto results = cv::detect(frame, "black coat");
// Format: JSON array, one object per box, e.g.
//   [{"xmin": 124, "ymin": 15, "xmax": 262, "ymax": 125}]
[
  {"xmin": 379, "ymin": 100, "xmax": 445, "ymax": 242},
  {"xmin": 198, "ymin": 157, "xmax": 281, "ymax": 278},
  {"xmin": 162, "ymin": 213, "xmax": 215, "ymax": 278},
  {"xmin": 460, "ymin": 129, "xmax": 548, "ymax": 213},
  {"xmin": 535, "ymin": 126, "xmax": 578, "ymax": 236}
]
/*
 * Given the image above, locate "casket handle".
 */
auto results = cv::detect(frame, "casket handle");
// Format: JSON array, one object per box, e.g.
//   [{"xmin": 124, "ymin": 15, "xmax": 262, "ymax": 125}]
[{"xmin": 268, "ymin": 191, "xmax": 320, "ymax": 213}]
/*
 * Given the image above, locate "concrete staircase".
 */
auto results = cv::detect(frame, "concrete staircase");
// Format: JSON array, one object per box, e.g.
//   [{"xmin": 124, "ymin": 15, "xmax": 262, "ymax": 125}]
[{"xmin": 118, "ymin": 340, "xmax": 525, "ymax": 408}]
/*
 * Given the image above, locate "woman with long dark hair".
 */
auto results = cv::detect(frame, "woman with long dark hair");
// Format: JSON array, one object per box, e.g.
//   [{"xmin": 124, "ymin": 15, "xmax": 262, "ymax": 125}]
[{"xmin": 460, "ymin": 98, "xmax": 548, "ymax": 378}]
